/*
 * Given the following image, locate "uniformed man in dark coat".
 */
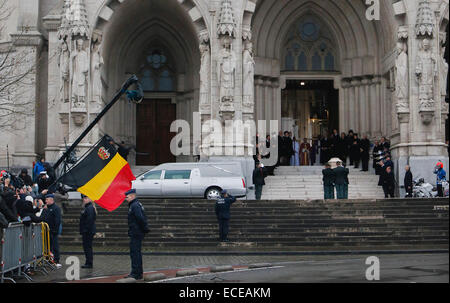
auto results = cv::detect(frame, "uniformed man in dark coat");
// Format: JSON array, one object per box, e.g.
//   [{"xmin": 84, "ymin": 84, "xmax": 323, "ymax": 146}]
[
  {"xmin": 404, "ymin": 165, "xmax": 413, "ymax": 198},
  {"xmin": 215, "ymin": 190, "xmax": 236, "ymax": 242},
  {"xmin": 79, "ymin": 195, "xmax": 96, "ymax": 269},
  {"xmin": 322, "ymin": 163, "xmax": 335, "ymax": 199},
  {"xmin": 334, "ymin": 161, "xmax": 349, "ymax": 199},
  {"xmin": 41, "ymin": 194, "xmax": 62, "ymax": 268},
  {"xmin": 253, "ymin": 163, "xmax": 267, "ymax": 200},
  {"xmin": 382, "ymin": 166, "xmax": 396, "ymax": 198},
  {"xmin": 125, "ymin": 189, "xmax": 149, "ymax": 280}
]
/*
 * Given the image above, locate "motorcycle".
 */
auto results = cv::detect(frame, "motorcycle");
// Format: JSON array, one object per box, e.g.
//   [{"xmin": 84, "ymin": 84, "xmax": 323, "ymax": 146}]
[{"xmin": 412, "ymin": 178, "xmax": 449, "ymax": 198}]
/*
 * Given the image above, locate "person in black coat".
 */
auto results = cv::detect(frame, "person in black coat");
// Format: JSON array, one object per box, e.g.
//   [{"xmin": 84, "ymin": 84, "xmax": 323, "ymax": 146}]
[
  {"xmin": 346, "ymin": 130, "xmax": 355, "ymax": 165},
  {"xmin": 0, "ymin": 194, "xmax": 17, "ymax": 223},
  {"xmin": 349, "ymin": 134, "xmax": 361, "ymax": 168},
  {"xmin": 320, "ymin": 136, "xmax": 331, "ymax": 164},
  {"xmin": 360, "ymin": 134, "xmax": 371, "ymax": 171},
  {"xmin": 337, "ymin": 133, "xmax": 348, "ymax": 165},
  {"xmin": 382, "ymin": 166, "xmax": 396, "ymax": 198},
  {"xmin": 41, "ymin": 194, "xmax": 62, "ymax": 266},
  {"xmin": 330, "ymin": 129, "xmax": 340, "ymax": 158},
  {"xmin": 404, "ymin": 165, "xmax": 413, "ymax": 198},
  {"xmin": 215, "ymin": 190, "xmax": 237, "ymax": 242},
  {"xmin": 334, "ymin": 161, "xmax": 350, "ymax": 199},
  {"xmin": 18, "ymin": 169, "xmax": 33, "ymax": 187},
  {"xmin": 125, "ymin": 189, "xmax": 149, "ymax": 280},
  {"xmin": 79, "ymin": 195, "xmax": 97, "ymax": 268},
  {"xmin": 37, "ymin": 172, "xmax": 53, "ymax": 194},
  {"xmin": 253, "ymin": 163, "xmax": 267, "ymax": 200},
  {"xmin": 16, "ymin": 193, "xmax": 42, "ymax": 224},
  {"xmin": 322, "ymin": 163, "xmax": 336, "ymax": 199}
]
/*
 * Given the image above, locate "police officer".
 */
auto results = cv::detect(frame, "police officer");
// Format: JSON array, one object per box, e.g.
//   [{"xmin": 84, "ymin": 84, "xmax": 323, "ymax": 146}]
[
  {"xmin": 79, "ymin": 195, "xmax": 96, "ymax": 269},
  {"xmin": 214, "ymin": 190, "xmax": 236, "ymax": 242},
  {"xmin": 41, "ymin": 193, "xmax": 62, "ymax": 268},
  {"xmin": 125, "ymin": 189, "xmax": 149, "ymax": 280}
]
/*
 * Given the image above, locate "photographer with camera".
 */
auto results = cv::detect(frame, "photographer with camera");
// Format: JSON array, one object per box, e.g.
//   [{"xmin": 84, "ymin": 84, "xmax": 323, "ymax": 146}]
[{"xmin": 434, "ymin": 161, "xmax": 447, "ymax": 197}]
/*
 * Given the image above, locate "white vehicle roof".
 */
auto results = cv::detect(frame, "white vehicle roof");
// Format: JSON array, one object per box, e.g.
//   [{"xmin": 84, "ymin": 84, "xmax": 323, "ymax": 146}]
[{"xmin": 148, "ymin": 162, "xmax": 243, "ymax": 177}]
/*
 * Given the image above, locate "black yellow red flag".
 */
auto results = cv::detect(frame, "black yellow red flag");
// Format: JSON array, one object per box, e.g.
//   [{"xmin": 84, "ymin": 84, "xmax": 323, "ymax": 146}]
[{"xmin": 59, "ymin": 136, "xmax": 136, "ymax": 211}]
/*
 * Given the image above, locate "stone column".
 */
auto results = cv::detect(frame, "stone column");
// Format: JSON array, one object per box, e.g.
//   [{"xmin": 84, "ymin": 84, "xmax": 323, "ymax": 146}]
[
  {"xmin": 340, "ymin": 79, "xmax": 350, "ymax": 133},
  {"xmin": 360, "ymin": 77, "xmax": 369, "ymax": 135},
  {"xmin": 264, "ymin": 78, "xmax": 272, "ymax": 131},
  {"xmin": 373, "ymin": 75, "xmax": 382, "ymax": 138},
  {"xmin": 255, "ymin": 76, "xmax": 264, "ymax": 126},
  {"xmin": 348, "ymin": 79, "xmax": 355, "ymax": 131},
  {"xmin": 9, "ymin": 33, "xmax": 43, "ymax": 167}
]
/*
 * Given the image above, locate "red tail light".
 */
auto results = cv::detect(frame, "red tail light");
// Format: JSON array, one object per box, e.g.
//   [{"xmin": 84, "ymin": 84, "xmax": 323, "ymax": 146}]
[{"xmin": 242, "ymin": 178, "xmax": 246, "ymax": 188}]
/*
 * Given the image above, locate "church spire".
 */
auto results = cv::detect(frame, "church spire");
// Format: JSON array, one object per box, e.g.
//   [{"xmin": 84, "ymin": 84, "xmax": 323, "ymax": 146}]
[
  {"xmin": 217, "ymin": 0, "xmax": 236, "ymax": 38},
  {"xmin": 415, "ymin": 0, "xmax": 434, "ymax": 37}
]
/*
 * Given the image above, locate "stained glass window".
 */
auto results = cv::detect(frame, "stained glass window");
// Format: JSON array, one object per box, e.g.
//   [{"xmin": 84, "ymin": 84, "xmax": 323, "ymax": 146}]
[{"xmin": 140, "ymin": 49, "xmax": 174, "ymax": 91}]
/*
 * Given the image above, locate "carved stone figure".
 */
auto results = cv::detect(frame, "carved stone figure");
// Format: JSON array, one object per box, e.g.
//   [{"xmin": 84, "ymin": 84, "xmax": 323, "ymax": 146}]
[
  {"xmin": 71, "ymin": 38, "xmax": 89, "ymax": 108},
  {"xmin": 439, "ymin": 41, "xmax": 448, "ymax": 99},
  {"xmin": 91, "ymin": 41, "xmax": 104, "ymax": 104},
  {"xmin": 242, "ymin": 41, "xmax": 255, "ymax": 110},
  {"xmin": 415, "ymin": 38, "xmax": 437, "ymax": 110},
  {"xmin": 58, "ymin": 41, "xmax": 70, "ymax": 103},
  {"xmin": 217, "ymin": 36, "xmax": 236, "ymax": 109},
  {"xmin": 395, "ymin": 42, "xmax": 408, "ymax": 101},
  {"xmin": 199, "ymin": 43, "xmax": 210, "ymax": 110}
]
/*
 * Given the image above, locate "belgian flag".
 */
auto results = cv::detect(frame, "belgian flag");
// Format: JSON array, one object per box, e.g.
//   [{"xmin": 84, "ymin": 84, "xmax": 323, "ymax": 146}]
[{"xmin": 59, "ymin": 136, "xmax": 136, "ymax": 211}]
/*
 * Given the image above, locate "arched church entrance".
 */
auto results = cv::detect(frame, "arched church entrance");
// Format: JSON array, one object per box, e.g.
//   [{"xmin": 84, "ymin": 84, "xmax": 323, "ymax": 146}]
[
  {"xmin": 95, "ymin": 0, "xmax": 203, "ymax": 166},
  {"xmin": 280, "ymin": 15, "xmax": 340, "ymax": 140}
]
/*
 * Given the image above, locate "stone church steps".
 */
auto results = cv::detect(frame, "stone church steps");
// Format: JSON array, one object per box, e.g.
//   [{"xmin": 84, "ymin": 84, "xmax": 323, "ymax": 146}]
[
  {"xmin": 261, "ymin": 166, "xmax": 385, "ymax": 200},
  {"xmin": 59, "ymin": 198, "xmax": 448, "ymax": 252}
]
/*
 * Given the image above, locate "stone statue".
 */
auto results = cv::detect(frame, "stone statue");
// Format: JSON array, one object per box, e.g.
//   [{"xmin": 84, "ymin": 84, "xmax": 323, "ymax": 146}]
[
  {"xmin": 415, "ymin": 38, "xmax": 437, "ymax": 110},
  {"xmin": 395, "ymin": 42, "xmax": 408, "ymax": 101},
  {"xmin": 71, "ymin": 38, "xmax": 89, "ymax": 108},
  {"xmin": 439, "ymin": 41, "xmax": 448, "ymax": 99},
  {"xmin": 242, "ymin": 41, "xmax": 255, "ymax": 110},
  {"xmin": 58, "ymin": 41, "xmax": 70, "ymax": 103},
  {"xmin": 217, "ymin": 36, "xmax": 236, "ymax": 108},
  {"xmin": 91, "ymin": 41, "xmax": 104, "ymax": 104},
  {"xmin": 199, "ymin": 43, "xmax": 210, "ymax": 109}
]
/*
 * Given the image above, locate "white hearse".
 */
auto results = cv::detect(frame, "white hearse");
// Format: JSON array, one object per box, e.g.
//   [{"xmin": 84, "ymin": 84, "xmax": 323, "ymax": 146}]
[{"xmin": 132, "ymin": 162, "xmax": 247, "ymax": 199}]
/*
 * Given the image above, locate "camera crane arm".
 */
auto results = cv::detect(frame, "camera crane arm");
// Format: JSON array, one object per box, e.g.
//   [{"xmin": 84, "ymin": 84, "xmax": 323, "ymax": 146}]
[{"xmin": 52, "ymin": 75, "xmax": 141, "ymax": 172}]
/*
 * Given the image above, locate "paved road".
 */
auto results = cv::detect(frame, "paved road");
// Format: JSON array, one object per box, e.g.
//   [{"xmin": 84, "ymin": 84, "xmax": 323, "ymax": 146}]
[
  {"xmin": 24, "ymin": 253, "xmax": 448, "ymax": 283},
  {"xmin": 157, "ymin": 253, "xmax": 449, "ymax": 283}
]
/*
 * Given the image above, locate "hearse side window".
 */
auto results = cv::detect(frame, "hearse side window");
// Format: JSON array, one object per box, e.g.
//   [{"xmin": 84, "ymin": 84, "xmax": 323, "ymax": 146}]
[
  {"xmin": 143, "ymin": 170, "xmax": 162, "ymax": 180},
  {"xmin": 164, "ymin": 170, "xmax": 191, "ymax": 180}
]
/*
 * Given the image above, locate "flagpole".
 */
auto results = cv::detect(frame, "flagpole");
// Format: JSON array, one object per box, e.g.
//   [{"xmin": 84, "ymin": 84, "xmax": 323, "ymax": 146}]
[{"xmin": 52, "ymin": 74, "xmax": 139, "ymax": 171}]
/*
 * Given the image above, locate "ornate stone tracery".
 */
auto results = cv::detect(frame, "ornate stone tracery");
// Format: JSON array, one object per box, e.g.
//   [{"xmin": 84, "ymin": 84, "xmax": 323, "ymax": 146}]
[{"xmin": 217, "ymin": 0, "xmax": 237, "ymax": 119}]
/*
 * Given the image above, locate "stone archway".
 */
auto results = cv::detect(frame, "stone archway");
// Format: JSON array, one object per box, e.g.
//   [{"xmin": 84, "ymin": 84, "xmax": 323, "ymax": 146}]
[
  {"xmin": 249, "ymin": 0, "xmax": 398, "ymax": 139},
  {"xmin": 93, "ymin": 0, "xmax": 208, "ymax": 165}
]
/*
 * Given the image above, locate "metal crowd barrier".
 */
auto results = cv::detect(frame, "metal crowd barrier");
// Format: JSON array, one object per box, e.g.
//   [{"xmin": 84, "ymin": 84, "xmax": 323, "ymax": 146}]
[{"xmin": 1, "ymin": 222, "xmax": 54, "ymax": 283}]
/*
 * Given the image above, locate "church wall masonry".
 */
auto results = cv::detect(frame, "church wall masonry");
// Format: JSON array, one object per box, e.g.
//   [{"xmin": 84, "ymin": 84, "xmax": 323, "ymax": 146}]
[{"xmin": 0, "ymin": 0, "xmax": 447, "ymax": 187}]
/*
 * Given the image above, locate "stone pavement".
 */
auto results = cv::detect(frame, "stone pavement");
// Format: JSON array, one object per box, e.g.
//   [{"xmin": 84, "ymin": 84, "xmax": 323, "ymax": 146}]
[{"xmin": 16, "ymin": 252, "xmax": 449, "ymax": 283}]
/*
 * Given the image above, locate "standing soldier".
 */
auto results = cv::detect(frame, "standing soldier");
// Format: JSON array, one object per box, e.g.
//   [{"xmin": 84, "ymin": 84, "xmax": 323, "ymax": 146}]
[
  {"xmin": 334, "ymin": 161, "xmax": 349, "ymax": 199},
  {"xmin": 252, "ymin": 163, "xmax": 267, "ymax": 200},
  {"xmin": 215, "ymin": 190, "xmax": 236, "ymax": 242},
  {"xmin": 322, "ymin": 163, "xmax": 335, "ymax": 199},
  {"xmin": 41, "ymin": 194, "xmax": 62, "ymax": 268},
  {"xmin": 124, "ymin": 189, "xmax": 149, "ymax": 280},
  {"xmin": 382, "ymin": 166, "xmax": 396, "ymax": 198},
  {"xmin": 79, "ymin": 195, "xmax": 96, "ymax": 269}
]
